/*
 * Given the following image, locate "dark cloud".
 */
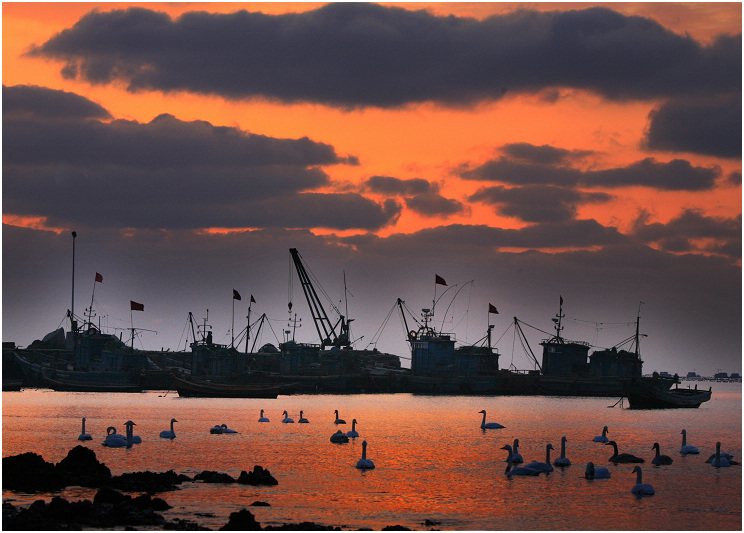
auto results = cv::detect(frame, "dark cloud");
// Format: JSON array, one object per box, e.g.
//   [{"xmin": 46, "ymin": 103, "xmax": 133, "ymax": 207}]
[
  {"xmin": 469, "ymin": 184, "xmax": 612, "ymax": 223},
  {"xmin": 2, "ymin": 85, "xmax": 398, "ymax": 231},
  {"xmin": 404, "ymin": 193, "xmax": 465, "ymax": 217},
  {"xmin": 631, "ymin": 209, "xmax": 741, "ymax": 260},
  {"xmin": 458, "ymin": 157, "xmax": 582, "ymax": 186},
  {"xmin": 2, "ymin": 84, "xmax": 111, "ymax": 120},
  {"xmin": 644, "ymin": 94, "xmax": 742, "ymax": 159},
  {"xmin": 28, "ymin": 4, "xmax": 740, "ymax": 108},
  {"xmin": 364, "ymin": 176, "xmax": 431, "ymax": 195},
  {"xmin": 460, "ymin": 144, "xmax": 721, "ymax": 191},
  {"xmin": 501, "ymin": 142, "xmax": 594, "ymax": 165},
  {"xmin": 582, "ymin": 158, "xmax": 719, "ymax": 190}
]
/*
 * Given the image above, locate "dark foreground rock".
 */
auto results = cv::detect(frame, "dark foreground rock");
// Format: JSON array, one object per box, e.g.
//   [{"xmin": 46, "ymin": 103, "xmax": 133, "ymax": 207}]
[
  {"xmin": 2, "ymin": 488, "xmax": 202, "ymax": 530},
  {"xmin": 3, "ymin": 447, "xmax": 273, "ymax": 493}
]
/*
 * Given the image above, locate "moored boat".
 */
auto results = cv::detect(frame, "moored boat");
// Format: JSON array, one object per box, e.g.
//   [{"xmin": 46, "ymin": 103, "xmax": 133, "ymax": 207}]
[
  {"xmin": 625, "ymin": 379, "xmax": 712, "ymax": 409},
  {"xmin": 171, "ymin": 374, "xmax": 293, "ymax": 398}
]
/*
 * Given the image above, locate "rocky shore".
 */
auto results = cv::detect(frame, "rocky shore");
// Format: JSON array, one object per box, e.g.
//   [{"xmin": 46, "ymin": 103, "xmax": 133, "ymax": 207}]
[{"xmin": 2, "ymin": 446, "xmax": 417, "ymax": 531}]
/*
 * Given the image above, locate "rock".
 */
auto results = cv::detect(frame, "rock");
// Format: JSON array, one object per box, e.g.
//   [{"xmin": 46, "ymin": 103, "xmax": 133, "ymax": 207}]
[
  {"xmin": 56, "ymin": 445, "xmax": 112, "ymax": 487},
  {"xmin": 108, "ymin": 469, "xmax": 188, "ymax": 493},
  {"xmin": 194, "ymin": 470, "xmax": 236, "ymax": 484},
  {"xmin": 2, "ymin": 452, "xmax": 68, "ymax": 492},
  {"xmin": 219, "ymin": 508, "xmax": 262, "ymax": 530},
  {"xmin": 94, "ymin": 486, "xmax": 129, "ymax": 506},
  {"xmin": 237, "ymin": 466, "xmax": 278, "ymax": 486},
  {"xmin": 382, "ymin": 526, "xmax": 412, "ymax": 531},
  {"xmin": 249, "ymin": 501, "xmax": 271, "ymax": 507},
  {"xmin": 264, "ymin": 522, "xmax": 341, "ymax": 531}
]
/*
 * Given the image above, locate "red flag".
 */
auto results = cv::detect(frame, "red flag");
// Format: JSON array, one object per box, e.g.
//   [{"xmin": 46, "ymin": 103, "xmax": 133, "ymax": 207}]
[
  {"xmin": 95, "ymin": 272, "xmax": 103, "ymax": 283},
  {"xmin": 435, "ymin": 274, "xmax": 447, "ymax": 286},
  {"xmin": 250, "ymin": 294, "xmax": 256, "ymax": 304},
  {"xmin": 130, "ymin": 301, "xmax": 144, "ymax": 311},
  {"xmin": 488, "ymin": 303, "xmax": 499, "ymax": 314},
  {"xmin": 233, "ymin": 289, "xmax": 241, "ymax": 301}
]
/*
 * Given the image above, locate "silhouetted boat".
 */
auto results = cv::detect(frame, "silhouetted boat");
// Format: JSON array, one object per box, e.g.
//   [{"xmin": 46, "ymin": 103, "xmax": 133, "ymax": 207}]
[
  {"xmin": 625, "ymin": 379, "xmax": 712, "ymax": 408},
  {"xmin": 171, "ymin": 374, "xmax": 293, "ymax": 398}
]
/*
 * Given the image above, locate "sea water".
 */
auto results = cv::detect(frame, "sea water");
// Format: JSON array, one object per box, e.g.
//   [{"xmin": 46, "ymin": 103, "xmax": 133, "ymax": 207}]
[{"xmin": 2, "ymin": 382, "xmax": 741, "ymax": 530}]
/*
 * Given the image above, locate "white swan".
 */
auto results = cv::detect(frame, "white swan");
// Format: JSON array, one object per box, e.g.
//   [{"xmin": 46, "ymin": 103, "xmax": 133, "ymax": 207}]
[
  {"xmin": 679, "ymin": 429, "xmax": 699, "ymax": 455},
  {"xmin": 705, "ymin": 442, "xmax": 736, "ymax": 464},
  {"xmin": 103, "ymin": 421, "xmax": 136, "ymax": 448},
  {"xmin": 553, "ymin": 436, "xmax": 571, "ymax": 467},
  {"xmin": 511, "ymin": 438, "xmax": 523, "ymax": 463},
  {"xmin": 631, "ymin": 466, "xmax": 655, "ymax": 495},
  {"xmin": 605, "ymin": 440, "xmax": 644, "ymax": 463},
  {"xmin": 258, "ymin": 409, "xmax": 270, "ymax": 423},
  {"xmin": 210, "ymin": 424, "xmax": 224, "ymax": 434},
  {"xmin": 346, "ymin": 419, "xmax": 359, "ymax": 438},
  {"xmin": 78, "ymin": 417, "xmax": 92, "ymax": 441},
  {"xmin": 525, "ymin": 443, "xmax": 555, "ymax": 473},
  {"xmin": 651, "ymin": 442, "xmax": 673, "ymax": 465},
  {"xmin": 334, "ymin": 410, "xmax": 346, "ymax": 424},
  {"xmin": 220, "ymin": 423, "xmax": 238, "ymax": 434},
  {"xmin": 160, "ymin": 418, "xmax": 178, "ymax": 439},
  {"xmin": 710, "ymin": 442, "xmax": 736, "ymax": 467},
  {"xmin": 102, "ymin": 426, "xmax": 127, "ymax": 447},
  {"xmin": 330, "ymin": 430, "xmax": 349, "ymax": 443},
  {"xmin": 282, "ymin": 410, "xmax": 294, "ymax": 423},
  {"xmin": 584, "ymin": 461, "xmax": 610, "ymax": 479},
  {"xmin": 479, "ymin": 410, "xmax": 505, "ymax": 429},
  {"xmin": 356, "ymin": 440, "xmax": 375, "ymax": 469},
  {"xmin": 298, "ymin": 410, "xmax": 309, "ymax": 423},
  {"xmin": 593, "ymin": 425, "xmax": 609, "ymax": 443},
  {"xmin": 501, "ymin": 446, "xmax": 540, "ymax": 477}
]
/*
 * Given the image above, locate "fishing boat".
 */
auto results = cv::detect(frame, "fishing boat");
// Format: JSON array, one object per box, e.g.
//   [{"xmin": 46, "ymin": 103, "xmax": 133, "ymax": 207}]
[
  {"xmin": 625, "ymin": 379, "xmax": 712, "ymax": 408},
  {"xmin": 171, "ymin": 374, "xmax": 292, "ymax": 398},
  {"xmin": 514, "ymin": 299, "xmax": 677, "ymax": 397}
]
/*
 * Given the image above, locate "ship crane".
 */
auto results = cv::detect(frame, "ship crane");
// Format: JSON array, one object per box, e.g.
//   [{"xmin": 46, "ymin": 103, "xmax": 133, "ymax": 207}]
[{"xmin": 289, "ymin": 248, "xmax": 351, "ymax": 349}]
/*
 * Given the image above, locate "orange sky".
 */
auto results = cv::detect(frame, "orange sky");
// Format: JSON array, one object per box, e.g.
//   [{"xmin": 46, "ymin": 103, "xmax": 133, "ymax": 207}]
[{"xmin": 4, "ymin": 2, "xmax": 741, "ymax": 240}]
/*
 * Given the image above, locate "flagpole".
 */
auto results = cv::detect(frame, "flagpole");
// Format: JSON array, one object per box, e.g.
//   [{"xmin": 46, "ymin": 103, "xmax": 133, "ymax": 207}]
[
  {"xmin": 231, "ymin": 296, "xmax": 235, "ymax": 349},
  {"xmin": 71, "ymin": 231, "xmax": 76, "ymax": 328}
]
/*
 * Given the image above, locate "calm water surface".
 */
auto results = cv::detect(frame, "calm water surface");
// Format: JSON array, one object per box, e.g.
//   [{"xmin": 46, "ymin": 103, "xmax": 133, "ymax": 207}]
[{"xmin": 3, "ymin": 383, "xmax": 741, "ymax": 530}]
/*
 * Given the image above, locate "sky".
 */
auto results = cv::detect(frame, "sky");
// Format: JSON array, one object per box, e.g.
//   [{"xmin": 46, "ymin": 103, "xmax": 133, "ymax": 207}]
[{"xmin": 2, "ymin": 2, "xmax": 741, "ymax": 377}]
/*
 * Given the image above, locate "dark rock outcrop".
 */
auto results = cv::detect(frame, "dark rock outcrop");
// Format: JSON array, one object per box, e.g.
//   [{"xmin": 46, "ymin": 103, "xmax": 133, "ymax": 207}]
[
  {"xmin": 238, "ymin": 466, "xmax": 278, "ymax": 486},
  {"xmin": 220, "ymin": 508, "xmax": 262, "ymax": 530},
  {"xmin": 3, "ymin": 452, "xmax": 68, "ymax": 492},
  {"xmin": 194, "ymin": 470, "xmax": 236, "ymax": 483}
]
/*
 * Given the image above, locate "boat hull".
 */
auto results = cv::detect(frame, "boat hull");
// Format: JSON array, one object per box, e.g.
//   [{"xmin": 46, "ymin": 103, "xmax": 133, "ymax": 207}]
[
  {"xmin": 172, "ymin": 375, "xmax": 290, "ymax": 398},
  {"xmin": 625, "ymin": 379, "xmax": 712, "ymax": 408}
]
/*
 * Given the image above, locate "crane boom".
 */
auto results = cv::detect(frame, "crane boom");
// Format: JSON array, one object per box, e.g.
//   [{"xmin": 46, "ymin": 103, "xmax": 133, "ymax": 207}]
[{"xmin": 289, "ymin": 248, "xmax": 350, "ymax": 348}]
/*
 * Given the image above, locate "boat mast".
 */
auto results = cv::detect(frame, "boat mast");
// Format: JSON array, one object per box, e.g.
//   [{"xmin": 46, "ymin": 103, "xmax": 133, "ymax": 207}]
[
  {"xmin": 553, "ymin": 295, "xmax": 565, "ymax": 342},
  {"xmin": 634, "ymin": 301, "xmax": 644, "ymax": 357},
  {"xmin": 71, "ymin": 231, "xmax": 77, "ymax": 332}
]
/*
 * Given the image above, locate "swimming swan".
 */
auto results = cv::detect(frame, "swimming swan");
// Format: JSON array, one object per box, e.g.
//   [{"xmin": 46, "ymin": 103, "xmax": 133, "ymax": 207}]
[
  {"xmin": 525, "ymin": 443, "xmax": 554, "ymax": 472},
  {"xmin": 679, "ymin": 429, "xmax": 699, "ymax": 455},
  {"xmin": 631, "ymin": 466, "xmax": 655, "ymax": 495},
  {"xmin": 160, "ymin": 418, "xmax": 178, "ymax": 439},
  {"xmin": 298, "ymin": 411, "xmax": 309, "ymax": 423},
  {"xmin": 593, "ymin": 426, "xmax": 609, "ymax": 443},
  {"xmin": 221, "ymin": 424, "xmax": 238, "ymax": 434},
  {"xmin": 210, "ymin": 424, "xmax": 224, "ymax": 434},
  {"xmin": 330, "ymin": 430, "xmax": 349, "ymax": 443},
  {"xmin": 78, "ymin": 417, "xmax": 92, "ymax": 441},
  {"xmin": 553, "ymin": 436, "xmax": 571, "ymax": 467},
  {"xmin": 282, "ymin": 411, "xmax": 294, "ymax": 423},
  {"xmin": 356, "ymin": 440, "xmax": 375, "ymax": 469},
  {"xmin": 501, "ymin": 447, "xmax": 540, "ymax": 477},
  {"xmin": 706, "ymin": 442, "xmax": 736, "ymax": 465},
  {"xmin": 710, "ymin": 442, "xmax": 737, "ymax": 467},
  {"xmin": 585, "ymin": 461, "xmax": 610, "ymax": 479},
  {"xmin": 605, "ymin": 440, "xmax": 644, "ymax": 463},
  {"xmin": 346, "ymin": 419, "xmax": 359, "ymax": 438},
  {"xmin": 334, "ymin": 410, "xmax": 346, "ymax": 425},
  {"xmin": 479, "ymin": 410, "xmax": 505, "ymax": 429},
  {"xmin": 103, "ymin": 421, "xmax": 136, "ymax": 448},
  {"xmin": 511, "ymin": 438, "xmax": 524, "ymax": 464},
  {"xmin": 258, "ymin": 410, "xmax": 270, "ymax": 423},
  {"xmin": 651, "ymin": 442, "xmax": 673, "ymax": 465}
]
